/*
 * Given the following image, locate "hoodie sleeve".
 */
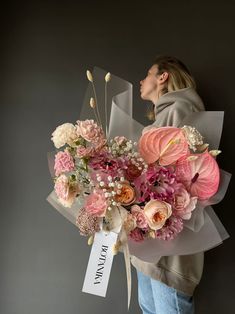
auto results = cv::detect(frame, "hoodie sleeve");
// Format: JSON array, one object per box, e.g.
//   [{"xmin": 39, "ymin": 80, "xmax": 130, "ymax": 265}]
[{"xmin": 166, "ymin": 101, "xmax": 204, "ymax": 127}]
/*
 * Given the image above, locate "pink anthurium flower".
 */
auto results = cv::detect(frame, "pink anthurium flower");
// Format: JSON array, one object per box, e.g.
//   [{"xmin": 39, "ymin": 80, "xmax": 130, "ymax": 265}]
[
  {"xmin": 138, "ymin": 127, "xmax": 189, "ymax": 165},
  {"xmin": 175, "ymin": 150, "xmax": 220, "ymax": 200}
]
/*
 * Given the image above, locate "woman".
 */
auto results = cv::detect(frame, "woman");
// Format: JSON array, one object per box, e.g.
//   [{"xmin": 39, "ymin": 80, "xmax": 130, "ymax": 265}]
[{"xmin": 131, "ymin": 55, "xmax": 205, "ymax": 314}]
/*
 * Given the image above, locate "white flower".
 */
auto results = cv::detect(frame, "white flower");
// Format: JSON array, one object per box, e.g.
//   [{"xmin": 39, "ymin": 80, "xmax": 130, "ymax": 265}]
[
  {"xmin": 181, "ymin": 125, "xmax": 204, "ymax": 151},
  {"xmin": 51, "ymin": 123, "xmax": 78, "ymax": 148}
]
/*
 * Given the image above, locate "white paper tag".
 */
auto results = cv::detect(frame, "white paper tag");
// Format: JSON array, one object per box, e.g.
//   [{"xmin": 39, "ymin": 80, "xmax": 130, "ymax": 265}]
[{"xmin": 82, "ymin": 230, "xmax": 119, "ymax": 297}]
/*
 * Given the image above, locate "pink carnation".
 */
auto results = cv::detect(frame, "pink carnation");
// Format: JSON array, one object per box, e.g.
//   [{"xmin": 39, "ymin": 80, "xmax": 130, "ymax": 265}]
[
  {"xmin": 173, "ymin": 183, "xmax": 198, "ymax": 220},
  {"xmin": 76, "ymin": 145, "xmax": 95, "ymax": 158},
  {"xmin": 54, "ymin": 174, "xmax": 79, "ymax": 208},
  {"xmin": 85, "ymin": 189, "xmax": 108, "ymax": 217},
  {"xmin": 76, "ymin": 119, "xmax": 105, "ymax": 143},
  {"xmin": 155, "ymin": 215, "xmax": 183, "ymax": 240},
  {"xmin": 131, "ymin": 205, "xmax": 148, "ymax": 229},
  {"xmin": 129, "ymin": 227, "xmax": 144, "ymax": 242},
  {"xmin": 54, "ymin": 151, "xmax": 75, "ymax": 176}
]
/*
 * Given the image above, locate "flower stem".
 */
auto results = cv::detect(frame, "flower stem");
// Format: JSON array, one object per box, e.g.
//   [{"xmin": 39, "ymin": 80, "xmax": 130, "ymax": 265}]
[
  {"xmin": 105, "ymin": 81, "xmax": 108, "ymax": 138},
  {"xmin": 91, "ymin": 82, "xmax": 103, "ymax": 130}
]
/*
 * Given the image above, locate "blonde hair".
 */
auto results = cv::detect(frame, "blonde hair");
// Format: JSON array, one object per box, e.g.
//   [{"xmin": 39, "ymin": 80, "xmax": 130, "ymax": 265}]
[{"xmin": 146, "ymin": 55, "xmax": 197, "ymax": 121}]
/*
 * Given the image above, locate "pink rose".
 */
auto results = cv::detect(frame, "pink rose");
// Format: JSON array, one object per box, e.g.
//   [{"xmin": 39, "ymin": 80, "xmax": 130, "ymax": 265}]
[
  {"xmin": 173, "ymin": 183, "xmax": 198, "ymax": 220},
  {"xmin": 144, "ymin": 199, "xmax": 172, "ymax": 230},
  {"xmin": 131, "ymin": 205, "xmax": 149, "ymax": 229},
  {"xmin": 85, "ymin": 189, "xmax": 108, "ymax": 217},
  {"xmin": 54, "ymin": 151, "xmax": 75, "ymax": 176},
  {"xmin": 76, "ymin": 119, "xmax": 104, "ymax": 143}
]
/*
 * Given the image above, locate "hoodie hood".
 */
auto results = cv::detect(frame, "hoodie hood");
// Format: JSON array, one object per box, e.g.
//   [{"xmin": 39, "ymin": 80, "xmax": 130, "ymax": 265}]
[{"xmin": 154, "ymin": 87, "xmax": 205, "ymax": 116}]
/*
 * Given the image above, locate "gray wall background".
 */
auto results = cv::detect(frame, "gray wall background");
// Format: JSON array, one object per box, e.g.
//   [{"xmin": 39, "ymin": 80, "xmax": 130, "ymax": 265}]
[{"xmin": 1, "ymin": 1, "xmax": 235, "ymax": 313}]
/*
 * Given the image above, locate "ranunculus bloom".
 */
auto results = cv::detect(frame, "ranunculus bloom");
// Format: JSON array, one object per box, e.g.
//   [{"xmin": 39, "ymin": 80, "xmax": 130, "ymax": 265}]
[
  {"xmin": 54, "ymin": 151, "xmax": 75, "ymax": 176},
  {"xmin": 114, "ymin": 182, "xmax": 136, "ymax": 206},
  {"xmin": 173, "ymin": 183, "xmax": 198, "ymax": 220},
  {"xmin": 131, "ymin": 205, "xmax": 149, "ymax": 229},
  {"xmin": 85, "ymin": 189, "xmax": 108, "ymax": 217},
  {"xmin": 76, "ymin": 119, "xmax": 104, "ymax": 143},
  {"xmin": 144, "ymin": 199, "xmax": 172, "ymax": 230},
  {"xmin": 125, "ymin": 163, "xmax": 142, "ymax": 181},
  {"xmin": 138, "ymin": 127, "xmax": 189, "ymax": 165},
  {"xmin": 54, "ymin": 174, "xmax": 79, "ymax": 207}
]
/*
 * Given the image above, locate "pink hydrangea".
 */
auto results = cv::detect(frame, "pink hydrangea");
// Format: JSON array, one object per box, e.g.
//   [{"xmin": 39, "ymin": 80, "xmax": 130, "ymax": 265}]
[
  {"xmin": 76, "ymin": 119, "xmax": 105, "ymax": 143},
  {"xmin": 129, "ymin": 227, "xmax": 144, "ymax": 242},
  {"xmin": 54, "ymin": 151, "xmax": 75, "ymax": 176},
  {"xmin": 84, "ymin": 189, "xmax": 108, "ymax": 217},
  {"xmin": 134, "ymin": 164, "xmax": 176, "ymax": 203}
]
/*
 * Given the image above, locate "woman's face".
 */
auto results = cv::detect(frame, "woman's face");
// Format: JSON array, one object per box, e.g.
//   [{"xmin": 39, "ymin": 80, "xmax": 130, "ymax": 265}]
[{"xmin": 140, "ymin": 64, "xmax": 159, "ymax": 100}]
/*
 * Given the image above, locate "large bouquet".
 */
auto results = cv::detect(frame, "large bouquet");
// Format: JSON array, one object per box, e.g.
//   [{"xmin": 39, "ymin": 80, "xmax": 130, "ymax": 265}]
[{"xmin": 46, "ymin": 67, "xmax": 231, "ymax": 307}]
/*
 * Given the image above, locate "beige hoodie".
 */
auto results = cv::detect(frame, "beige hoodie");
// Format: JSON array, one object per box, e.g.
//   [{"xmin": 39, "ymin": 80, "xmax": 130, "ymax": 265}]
[{"xmin": 131, "ymin": 86, "xmax": 205, "ymax": 296}]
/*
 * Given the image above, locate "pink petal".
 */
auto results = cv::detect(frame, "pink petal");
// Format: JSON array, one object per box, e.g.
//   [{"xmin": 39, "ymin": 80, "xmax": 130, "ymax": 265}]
[
  {"xmin": 175, "ymin": 151, "xmax": 220, "ymax": 200},
  {"xmin": 138, "ymin": 127, "xmax": 189, "ymax": 165}
]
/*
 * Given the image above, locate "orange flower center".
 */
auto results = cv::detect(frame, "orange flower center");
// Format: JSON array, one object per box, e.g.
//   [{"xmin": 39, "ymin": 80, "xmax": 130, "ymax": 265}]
[
  {"xmin": 114, "ymin": 184, "xmax": 135, "ymax": 204},
  {"xmin": 153, "ymin": 211, "xmax": 166, "ymax": 222}
]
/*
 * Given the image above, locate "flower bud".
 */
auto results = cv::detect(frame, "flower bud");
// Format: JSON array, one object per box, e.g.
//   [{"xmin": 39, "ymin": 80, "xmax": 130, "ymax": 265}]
[
  {"xmin": 148, "ymin": 230, "xmax": 156, "ymax": 239},
  {"xmin": 86, "ymin": 70, "xmax": 93, "ymax": 82},
  {"xmin": 209, "ymin": 150, "xmax": 222, "ymax": 156},
  {"xmin": 197, "ymin": 143, "xmax": 209, "ymax": 151},
  {"xmin": 88, "ymin": 235, "xmax": 94, "ymax": 245},
  {"xmin": 105, "ymin": 72, "xmax": 111, "ymax": 82},
  {"xmin": 90, "ymin": 97, "xmax": 96, "ymax": 108},
  {"xmin": 112, "ymin": 240, "xmax": 121, "ymax": 255}
]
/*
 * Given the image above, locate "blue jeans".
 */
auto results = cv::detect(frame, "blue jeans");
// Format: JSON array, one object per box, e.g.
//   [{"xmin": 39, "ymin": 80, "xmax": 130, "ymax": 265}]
[{"xmin": 137, "ymin": 270, "xmax": 195, "ymax": 314}]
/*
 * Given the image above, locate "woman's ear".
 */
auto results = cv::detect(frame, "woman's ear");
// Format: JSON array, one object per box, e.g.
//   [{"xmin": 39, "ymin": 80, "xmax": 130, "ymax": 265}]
[{"xmin": 159, "ymin": 72, "xmax": 169, "ymax": 83}]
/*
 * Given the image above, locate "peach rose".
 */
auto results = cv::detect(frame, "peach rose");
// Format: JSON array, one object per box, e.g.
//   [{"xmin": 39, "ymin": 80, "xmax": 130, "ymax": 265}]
[
  {"xmin": 144, "ymin": 199, "xmax": 172, "ymax": 230},
  {"xmin": 114, "ymin": 182, "xmax": 136, "ymax": 206}
]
